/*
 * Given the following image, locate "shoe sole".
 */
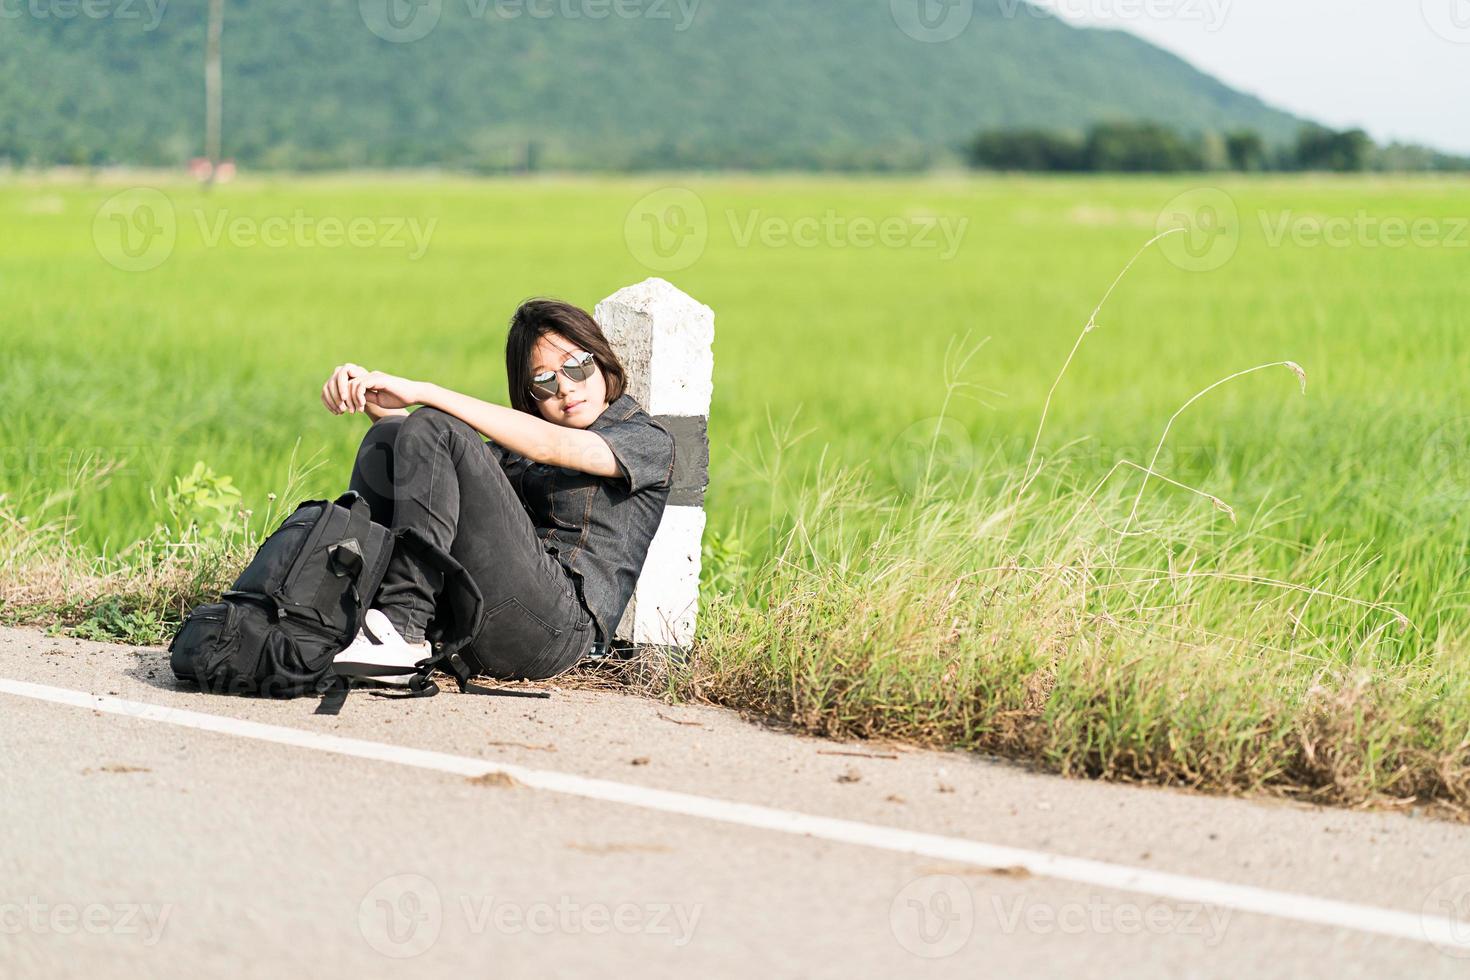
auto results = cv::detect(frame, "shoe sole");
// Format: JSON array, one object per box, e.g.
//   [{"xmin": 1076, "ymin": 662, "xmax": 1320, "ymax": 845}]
[{"xmin": 330, "ymin": 661, "xmax": 417, "ymax": 687}]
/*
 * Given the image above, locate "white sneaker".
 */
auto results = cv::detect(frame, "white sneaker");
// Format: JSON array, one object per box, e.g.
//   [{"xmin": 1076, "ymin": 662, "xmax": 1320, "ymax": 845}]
[{"xmin": 332, "ymin": 609, "xmax": 432, "ymax": 687}]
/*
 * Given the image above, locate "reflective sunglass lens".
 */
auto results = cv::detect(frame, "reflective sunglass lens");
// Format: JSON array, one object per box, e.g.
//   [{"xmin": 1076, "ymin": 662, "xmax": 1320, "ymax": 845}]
[{"xmin": 565, "ymin": 356, "xmax": 595, "ymax": 382}]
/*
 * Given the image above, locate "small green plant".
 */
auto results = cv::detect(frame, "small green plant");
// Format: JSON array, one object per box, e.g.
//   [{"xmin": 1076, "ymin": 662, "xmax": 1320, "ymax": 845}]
[
  {"xmin": 59, "ymin": 596, "xmax": 173, "ymax": 646},
  {"xmin": 151, "ymin": 461, "xmax": 245, "ymax": 543},
  {"xmin": 701, "ymin": 529, "xmax": 749, "ymax": 597}
]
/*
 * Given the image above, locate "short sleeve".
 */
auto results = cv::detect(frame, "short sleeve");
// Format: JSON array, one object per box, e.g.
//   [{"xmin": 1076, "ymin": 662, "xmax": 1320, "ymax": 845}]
[{"xmin": 593, "ymin": 417, "xmax": 675, "ymax": 495}]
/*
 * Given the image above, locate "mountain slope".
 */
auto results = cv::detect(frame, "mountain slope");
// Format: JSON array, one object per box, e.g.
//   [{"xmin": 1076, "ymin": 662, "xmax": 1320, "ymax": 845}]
[{"xmin": 0, "ymin": 0, "xmax": 1304, "ymax": 169}]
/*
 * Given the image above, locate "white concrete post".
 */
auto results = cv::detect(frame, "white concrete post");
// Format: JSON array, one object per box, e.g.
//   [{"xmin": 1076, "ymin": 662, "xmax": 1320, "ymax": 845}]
[{"xmin": 595, "ymin": 278, "xmax": 714, "ymax": 651}]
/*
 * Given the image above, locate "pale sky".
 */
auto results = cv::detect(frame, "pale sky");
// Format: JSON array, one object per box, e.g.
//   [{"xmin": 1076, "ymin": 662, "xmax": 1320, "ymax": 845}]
[{"xmin": 1030, "ymin": 0, "xmax": 1470, "ymax": 154}]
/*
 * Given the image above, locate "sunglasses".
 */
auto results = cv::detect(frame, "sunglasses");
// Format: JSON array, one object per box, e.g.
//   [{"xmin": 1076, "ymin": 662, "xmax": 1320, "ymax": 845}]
[{"xmin": 529, "ymin": 350, "xmax": 598, "ymax": 402}]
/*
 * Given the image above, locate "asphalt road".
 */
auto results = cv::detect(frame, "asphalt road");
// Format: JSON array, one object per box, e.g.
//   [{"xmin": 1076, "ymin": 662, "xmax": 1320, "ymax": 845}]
[{"xmin": 1, "ymin": 626, "xmax": 1467, "ymax": 978}]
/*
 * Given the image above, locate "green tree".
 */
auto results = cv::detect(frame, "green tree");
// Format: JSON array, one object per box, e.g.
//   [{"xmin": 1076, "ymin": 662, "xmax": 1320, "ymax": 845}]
[
  {"xmin": 968, "ymin": 129, "xmax": 1086, "ymax": 171},
  {"xmin": 1225, "ymin": 130, "xmax": 1266, "ymax": 171},
  {"xmin": 1293, "ymin": 125, "xmax": 1373, "ymax": 172},
  {"xmin": 1083, "ymin": 122, "xmax": 1204, "ymax": 172}
]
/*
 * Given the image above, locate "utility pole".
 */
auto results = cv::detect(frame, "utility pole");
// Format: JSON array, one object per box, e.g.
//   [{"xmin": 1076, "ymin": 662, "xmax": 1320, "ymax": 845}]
[{"xmin": 205, "ymin": 0, "xmax": 224, "ymax": 185}]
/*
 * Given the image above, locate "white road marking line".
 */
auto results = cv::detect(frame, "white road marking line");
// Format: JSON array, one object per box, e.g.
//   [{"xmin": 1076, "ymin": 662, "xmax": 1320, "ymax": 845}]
[{"xmin": 2, "ymin": 676, "xmax": 1463, "ymax": 951}]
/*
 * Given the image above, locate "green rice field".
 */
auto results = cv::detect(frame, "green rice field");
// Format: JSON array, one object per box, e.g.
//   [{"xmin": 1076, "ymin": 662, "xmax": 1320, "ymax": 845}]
[{"xmin": 4, "ymin": 171, "xmax": 1469, "ymax": 810}]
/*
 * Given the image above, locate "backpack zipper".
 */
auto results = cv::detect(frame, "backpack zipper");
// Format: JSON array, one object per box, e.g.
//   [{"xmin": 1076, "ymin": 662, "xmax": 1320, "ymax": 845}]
[
  {"xmin": 224, "ymin": 590, "xmax": 348, "ymax": 642},
  {"xmin": 278, "ymin": 606, "xmax": 351, "ymax": 641}
]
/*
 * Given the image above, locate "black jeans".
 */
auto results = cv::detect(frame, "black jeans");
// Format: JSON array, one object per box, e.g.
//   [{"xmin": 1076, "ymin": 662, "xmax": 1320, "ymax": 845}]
[{"xmin": 348, "ymin": 408, "xmax": 594, "ymax": 681}]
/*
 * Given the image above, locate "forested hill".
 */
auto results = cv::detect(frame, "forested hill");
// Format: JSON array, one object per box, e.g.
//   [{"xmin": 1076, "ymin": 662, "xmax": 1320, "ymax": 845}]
[{"xmin": 1, "ymin": 0, "xmax": 1304, "ymax": 170}]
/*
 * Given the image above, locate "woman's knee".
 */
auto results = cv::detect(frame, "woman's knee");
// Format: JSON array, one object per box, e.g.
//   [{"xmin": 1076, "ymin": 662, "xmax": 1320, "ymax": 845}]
[
  {"xmin": 398, "ymin": 406, "xmax": 472, "ymax": 444},
  {"xmin": 354, "ymin": 416, "xmax": 408, "ymax": 471},
  {"xmin": 349, "ymin": 417, "xmax": 406, "ymax": 518}
]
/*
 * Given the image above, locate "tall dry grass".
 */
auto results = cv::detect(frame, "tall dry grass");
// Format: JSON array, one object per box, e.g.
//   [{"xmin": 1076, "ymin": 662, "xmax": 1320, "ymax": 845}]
[{"xmin": 641, "ymin": 234, "xmax": 1470, "ymax": 814}]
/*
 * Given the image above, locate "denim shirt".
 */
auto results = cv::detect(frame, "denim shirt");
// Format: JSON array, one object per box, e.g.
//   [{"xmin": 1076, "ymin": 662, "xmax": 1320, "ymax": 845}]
[{"xmin": 494, "ymin": 393, "xmax": 676, "ymax": 650}]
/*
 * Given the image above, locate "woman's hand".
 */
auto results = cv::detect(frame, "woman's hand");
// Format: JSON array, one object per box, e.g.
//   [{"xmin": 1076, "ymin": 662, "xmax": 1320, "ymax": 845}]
[
  {"xmin": 320, "ymin": 364, "xmax": 424, "ymax": 416},
  {"xmin": 345, "ymin": 371, "xmax": 428, "ymax": 413},
  {"xmin": 321, "ymin": 363, "xmax": 371, "ymax": 415}
]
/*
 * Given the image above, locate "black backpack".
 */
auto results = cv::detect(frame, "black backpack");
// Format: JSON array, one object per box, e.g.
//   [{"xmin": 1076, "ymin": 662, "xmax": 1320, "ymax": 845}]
[{"xmin": 171, "ymin": 490, "xmax": 502, "ymax": 705}]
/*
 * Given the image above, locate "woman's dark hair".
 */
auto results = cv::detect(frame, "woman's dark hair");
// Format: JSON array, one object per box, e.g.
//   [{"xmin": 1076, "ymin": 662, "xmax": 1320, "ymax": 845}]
[{"xmin": 505, "ymin": 298, "xmax": 628, "ymax": 417}]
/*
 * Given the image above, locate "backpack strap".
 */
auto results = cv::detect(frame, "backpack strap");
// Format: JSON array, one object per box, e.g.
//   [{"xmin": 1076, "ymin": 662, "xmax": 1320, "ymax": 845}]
[
  {"xmin": 359, "ymin": 648, "xmax": 552, "ymax": 700},
  {"xmin": 313, "ymin": 675, "xmax": 350, "ymax": 715},
  {"xmin": 327, "ymin": 491, "xmax": 377, "ymax": 638},
  {"xmin": 387, "ymin": 525, "xmax": 485, "ymax": 658},
  {"xmin": 334, "ymin": 492, "xmax": 374, "ymax": 574}
]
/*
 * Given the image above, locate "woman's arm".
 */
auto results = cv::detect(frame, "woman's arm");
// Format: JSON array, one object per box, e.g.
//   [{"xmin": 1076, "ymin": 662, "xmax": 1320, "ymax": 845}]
[
  {"xmin": 421, "ymin": 384, "xmax": 620, "ymax": 476},
  {"xmin": 339, "ymin": 371, "xmax": 621, "ymax": 478}
]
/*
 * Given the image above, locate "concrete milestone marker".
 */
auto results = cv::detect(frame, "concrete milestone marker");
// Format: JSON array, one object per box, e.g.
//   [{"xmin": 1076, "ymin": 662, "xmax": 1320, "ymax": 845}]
[{"xmin": 595, "ymin": 278, "xmax": 714, "ymax": 652}]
